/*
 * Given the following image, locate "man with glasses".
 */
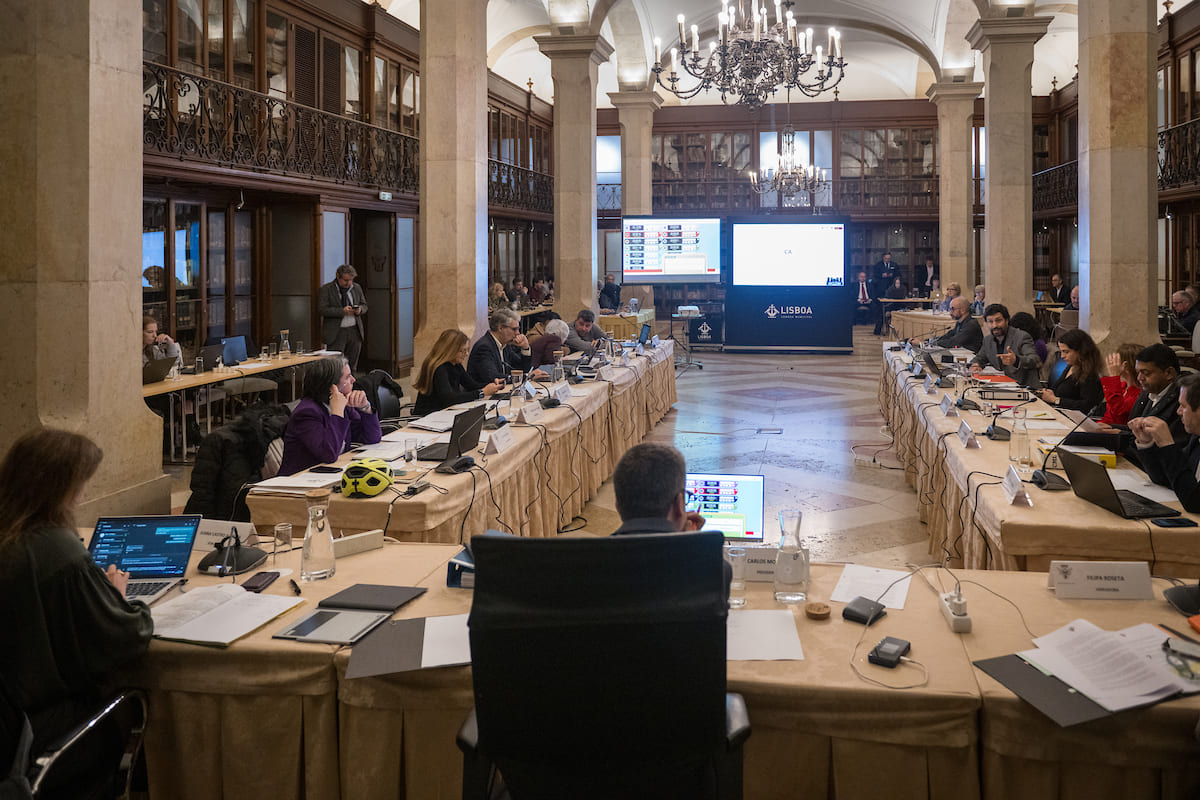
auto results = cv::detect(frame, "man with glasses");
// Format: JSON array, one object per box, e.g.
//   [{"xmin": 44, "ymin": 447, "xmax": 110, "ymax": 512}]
[
  {"xmin": 467, "ymin": 308, "xmax": 536, "ymax": 385},
  {"xmin": 564, "ymin": 309, "xmax": 606, "ymax": 356}
]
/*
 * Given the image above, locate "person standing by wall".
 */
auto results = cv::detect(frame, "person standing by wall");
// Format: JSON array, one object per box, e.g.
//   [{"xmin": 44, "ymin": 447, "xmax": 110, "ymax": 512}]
[{"xmin": 319, "ymin": 265, "xmax": 367, "ymax": 370}]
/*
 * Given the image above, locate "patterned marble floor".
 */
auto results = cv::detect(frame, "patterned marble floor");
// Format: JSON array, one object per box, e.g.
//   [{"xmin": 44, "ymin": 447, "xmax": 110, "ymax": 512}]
[{"xmin": 168, "ymin": 325, "xmax": 928, "ymax": 567}]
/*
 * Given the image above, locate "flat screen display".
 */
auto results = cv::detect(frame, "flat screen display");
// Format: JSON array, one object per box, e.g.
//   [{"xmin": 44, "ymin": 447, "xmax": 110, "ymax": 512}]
[
  {"xmin": 684, "ymin": 473, "xmax": 765, "ymax": 542},
  {"xmin": 731, "ymin": 221, "xmax": 846, "ymax": 287},
  {"xmin": 622, "ymin": 217, "xmax": 722, "ymax": 284}
]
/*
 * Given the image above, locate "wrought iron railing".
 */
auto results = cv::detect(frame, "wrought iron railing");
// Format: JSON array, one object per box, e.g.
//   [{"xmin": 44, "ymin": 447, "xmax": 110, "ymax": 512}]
[
  {"xmin": 143, "ymin": 62, "xmax": 418, "ymax": 194},
  {"xmin": 1159, "ymin": 118, "xmax": 1200, "ymax": 192},
  {"xmin": 1032, "ymin": 161, "xmax": 1078, "ymax": 213},
  {"xmin": 597, "ymin": 183, "xmax": 622, "ymax": 216},
  {"xmin": 488, "ymin": 160, "xmax": 554, "ymax": 213}
]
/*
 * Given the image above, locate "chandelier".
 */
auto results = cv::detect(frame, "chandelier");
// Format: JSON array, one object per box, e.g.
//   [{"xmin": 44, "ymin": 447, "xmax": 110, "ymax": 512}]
[
  {"xmin": 749, "ymin": 125, "xmax": 830, "ymax": 208},
  {"xmin": 651, "ymin": 0, "xmax": 846, "ymax": 108}
]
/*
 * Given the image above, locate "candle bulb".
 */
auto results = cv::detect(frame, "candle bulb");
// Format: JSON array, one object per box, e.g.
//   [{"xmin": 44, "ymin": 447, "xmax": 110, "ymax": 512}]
[
  {"xmin": 671, "ymin": 47, "xmax": 679, "ymax": 75},
  {"xmin": 835, "ymin": 32, "xmax": 842, "ymax": 59},
  {"xmin": 816, "ymin": 45, "xmax": 822, "ymax": 63},
  {"xmin": 654, "ymin": 37, "xmax": 661, "ymax": 65},
  {"xmin": 753, "ymin": 7, "xmax": 760, "ymax": 38},
  {"xmin": 806, "ymin": 28, "xmax": 813, "ymax": 54},
  {"xmin": 677, "ymin": 15, "xmax": 686, "ymax": 52},
  {"xmin": 719, "ymin": 12, "xmax": 726, "ymax": 42},
  {"xmin": 774, "ymin": 0, "xmax": 782, "ymax": 26},
  {"xmin": 691, "ymin": 24, "xmax": 699, "ymax": 55},
  {"xmin": 799, "ymin": 30, "xmax": 805, "ymax": 53},
  {"xmin": 787, "ymin": 15, "xmax": 796, "ymax": 46},
  {"xmin": 827, "ymin": 28, "xmax": 833, "ymax": 55}
]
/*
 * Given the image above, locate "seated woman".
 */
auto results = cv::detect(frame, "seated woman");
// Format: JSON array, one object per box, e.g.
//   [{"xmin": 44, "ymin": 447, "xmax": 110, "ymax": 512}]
[
  {"xmin": 413, "ymin": 329, "xmax": 504, "ymax": 417},
  {"xmin": 1009, "ymin": 312, "xmax": 1049, "ymax": 366},
  {"xmin": 142, "ymin": 314, "xmax": 180, "ymax": 365},
  {"xmin": 1039, "ymin": 328, "xmax": 1104, "ymax": 413},
  {"xmin": 278, "ymin": 356, "xmax": 381, "ymax": 476},
  {"xmin": 1098, "ymin": 342, "xmax": 1143, "ymax": 426},
  {"xmin": 933, "ymin": 282, "xmax": 961, "ymax": 313},
  {"xmin": 488, "ymin": 282, "xmax": 509, "ymax": 309},
  {"xmin": 0, "ymin": 429, "xmax": 153, "ymax": 799},
  {"xmin": 529, "ymin": 318, "xmax": 572, "ymax": 372}
]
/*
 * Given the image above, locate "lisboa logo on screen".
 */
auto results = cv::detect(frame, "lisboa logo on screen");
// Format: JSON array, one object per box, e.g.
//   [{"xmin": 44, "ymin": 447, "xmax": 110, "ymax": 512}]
[{"xmin": 764, "ymin": 303, "xmax": 813, "ymax": 320}]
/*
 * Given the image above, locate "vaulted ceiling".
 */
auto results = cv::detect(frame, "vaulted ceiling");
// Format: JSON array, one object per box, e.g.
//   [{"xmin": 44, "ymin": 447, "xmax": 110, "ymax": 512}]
[{"xmin": 378, "ymin": 0, "xmax": 1179, "ymax": 108}]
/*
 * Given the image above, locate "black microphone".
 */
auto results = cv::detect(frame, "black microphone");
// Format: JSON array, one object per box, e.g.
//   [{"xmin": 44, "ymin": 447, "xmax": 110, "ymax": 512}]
[
  {"xmin": 984, "ymin": 395, "xmax": 1038, "ymax": 441},
  {"xmin": 1031, "ymin": 406, "xmax": 1093, "ymax": 491}
]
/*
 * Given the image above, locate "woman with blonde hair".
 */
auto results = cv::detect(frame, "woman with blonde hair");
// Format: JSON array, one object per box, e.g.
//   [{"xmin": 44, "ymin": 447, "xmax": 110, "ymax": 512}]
[
  {"xmin": 413, "ymin": 329, "xmax": 504, "ymax": 416},
  {"xmin": 488, "ymin": 282, "xmax": 509, "ymax": 309}
]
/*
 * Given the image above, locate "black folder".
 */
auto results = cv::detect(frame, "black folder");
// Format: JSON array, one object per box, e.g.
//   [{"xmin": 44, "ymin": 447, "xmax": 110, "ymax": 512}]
[{"xmin": 318, "ymin": 584, "xmax": 426, "ymax": 613}]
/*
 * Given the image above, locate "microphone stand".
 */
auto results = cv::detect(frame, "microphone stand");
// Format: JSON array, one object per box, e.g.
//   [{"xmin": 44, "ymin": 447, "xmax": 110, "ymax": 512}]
[{"xmin": 1031, "ymin": 406, "xmax": 1093, "ymax": 490}]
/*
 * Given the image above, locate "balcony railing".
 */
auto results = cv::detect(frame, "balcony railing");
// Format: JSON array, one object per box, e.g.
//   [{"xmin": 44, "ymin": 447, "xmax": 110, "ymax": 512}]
[
  {"xmin": 143, "ymin": 62, "xmax": 418, "ymax": 195},
  {"xmin": 1159, "ymin": 118, "xmax": 1200, "ymax": 192},
  {"xmin": 1032, "ymin": 161, "xmax": 1078, "ymax": 213},
  {"xmin": 488, "ymin": 160, "xmax": 553, "ymax": 214}
]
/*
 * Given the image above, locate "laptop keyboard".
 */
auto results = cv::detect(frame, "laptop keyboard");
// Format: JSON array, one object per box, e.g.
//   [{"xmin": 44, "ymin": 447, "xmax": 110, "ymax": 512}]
[
  {"xmin": 1116, "ymin": 490, "xmax": 1172, "ymax": 516},
  {"xmin": 126, "ymin": 580, "xmax": 170, "ymax": 598}
]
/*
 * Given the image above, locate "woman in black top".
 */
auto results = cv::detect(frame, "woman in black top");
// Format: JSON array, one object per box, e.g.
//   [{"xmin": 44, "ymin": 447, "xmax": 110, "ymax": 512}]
[
  {"xmin": 1039, "ymin": 328, "xmax": 1104, "ymax": 413},
  {"xmin": 413, "ymin": 329, "xmax": 504, "ymax": 416}
]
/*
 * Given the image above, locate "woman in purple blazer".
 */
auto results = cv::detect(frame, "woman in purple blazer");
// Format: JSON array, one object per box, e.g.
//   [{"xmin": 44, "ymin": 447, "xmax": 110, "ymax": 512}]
[{"xmin": 278, "ymin": 356, "xmax": 381, "ymax": 476}]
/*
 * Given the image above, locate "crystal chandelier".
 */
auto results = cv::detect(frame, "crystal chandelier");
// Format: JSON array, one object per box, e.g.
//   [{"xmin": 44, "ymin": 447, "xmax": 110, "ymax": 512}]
[
  {"xmin": 651, "ymin": 0, "xmax": 846, "ymax": 108},
  {"xmin": 749, "ymin": 125, "xmax": 830, "ymax": 208}
]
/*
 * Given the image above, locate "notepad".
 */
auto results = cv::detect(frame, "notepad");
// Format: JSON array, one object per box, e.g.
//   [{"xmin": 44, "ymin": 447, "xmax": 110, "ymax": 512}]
[
  {"xmin": 318, "ymin": 584, "xmax": 426, "ymax": 613},
  {"xmin": 151, "ymin": 584, "xmax": 303, "ymax": 647}
]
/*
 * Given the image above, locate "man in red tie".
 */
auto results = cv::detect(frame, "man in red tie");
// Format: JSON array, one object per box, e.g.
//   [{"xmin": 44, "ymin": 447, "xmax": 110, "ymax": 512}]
[{"xmin": 852, "ymin": 269, "xmax": 876, "ymax": 327}]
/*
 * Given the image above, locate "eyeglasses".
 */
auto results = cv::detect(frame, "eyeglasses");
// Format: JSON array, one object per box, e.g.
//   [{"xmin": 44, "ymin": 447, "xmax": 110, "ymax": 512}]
[
  {"xmin": 1163, "ymin": 638, "xmax": 1200, "ymax": 681},
  {"xmin": 504, "ymin": 324, "xmax": 520, "ymax": 332}
]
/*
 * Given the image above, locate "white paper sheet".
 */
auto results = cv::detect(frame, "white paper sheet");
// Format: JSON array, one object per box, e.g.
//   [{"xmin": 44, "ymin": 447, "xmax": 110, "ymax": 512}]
[
  {"xmin": 253, "ymin": 472, "xmax": 340, "ymax": 490},
  {"xmin": 726, "ymin": 610, "xmax": 804, "ymax": 661},
  {"xmin": 420, "ymin": 613, "xmax": 472, "ymax": 668},
  {"xmin": 1107, "ymin": 471, "xmax": 1182, "ymax": 504},
  {"xmin": 829, "ymin": 564, "xmax": 913, "ymax": 610}
]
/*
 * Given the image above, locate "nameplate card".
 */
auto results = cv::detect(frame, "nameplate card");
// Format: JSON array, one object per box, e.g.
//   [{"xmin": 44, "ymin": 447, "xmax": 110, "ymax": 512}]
[
  {"xmin": 1001, "ymin": 465, "xmax": 1033, "ymax": 506},
  {"xmin": 923, "ymin": 375, "xmax": 937, "ymax": 395},
  {"xmin": 911, "ymin": 361, "xmax": 923, "ymax": 377},
  {"xmin": 517, "ymin": 404, "xmax": 543, "ymax": 424},
  {"xmin": 957, "ymin": 421, "xmax": 978, "ymax": 449},
  {"xmin": 620, "ymin": 351, "xmax": 631, "ymax": 367},
  {"xmin": 597, "ymin": 365, "xmax": 615, "ymax": 382},
  {"xmin": 483, "ymin": 426, "xmax": 515, "ymax": 455},
  {"xmin": 635, "ymin": 343, "xmax": 645, "ymax": 356},
  {"xmin": 742, "ymin": 544, "xmax": 779, "ymax": 581},
  {"xmin": 553, "ymin": 382, "xmax": 572, "ymax": 403},
  {"xmin": 940, "ymin": 395, "xmax": 958, "ymax": 417},
  {"xmin": 651, "ymin": 335, "xmax": 660, "ymax": 347},
  {"xmin": 1047, "ymin": 560, "xmax": 1152, "ymax": 600},
  {"xmin": 522, "ymin": 382, "xmax": 539, "ymax": 400},
  {"xmin": 905, "ymin": 341, "xmax": 915, "ymax": 357},
  {"xmin": 195, "ymin": 519, "xmax": 258, "ymax": 551}
]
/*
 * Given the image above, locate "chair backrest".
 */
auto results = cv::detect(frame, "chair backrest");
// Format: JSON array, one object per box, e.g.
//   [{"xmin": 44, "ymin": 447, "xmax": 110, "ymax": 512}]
[
  {"xmin": 467, "ymin": 531, "xmax": 728, "ymax": 785},
  {"xmin": 355, "ymin": 370, "xmax": 404, "ymax": 420}
]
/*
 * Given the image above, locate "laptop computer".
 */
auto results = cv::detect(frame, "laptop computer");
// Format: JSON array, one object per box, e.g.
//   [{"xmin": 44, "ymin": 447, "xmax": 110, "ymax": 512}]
[
  {"xmin": 221, "ymin": 335, "xmax": 249, "ymax": 366},
  {"xmin": 88, "ymin": 515, "xmax": 202, "ymax": 603},
  {"xmin": 416, "ymin": 404, "xmax": 487, "ymax": 462},
  {"xmin": 1058, "ymin": 449, "xmax": 1181, "ymax": 519},
  {"xmin": 638, "ymin": 323, "xmax": 652, "ymax": 345},
  {"xmin": 183, "ymin": 343, "xmax": 225, "ymax": 374},
  {"xmin": 142, "ymin": 356, "xmax": 177, "ymax": 385},
  {"xmin": 684, "ymin": 473, "xmax": 766, "ymax": 542}
]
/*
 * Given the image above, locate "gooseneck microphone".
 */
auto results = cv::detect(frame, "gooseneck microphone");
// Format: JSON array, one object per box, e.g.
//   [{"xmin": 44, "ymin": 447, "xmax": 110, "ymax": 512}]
[{"xmin": 1031, "ymin": 406, "xmax": 1093, "ymax": 491}]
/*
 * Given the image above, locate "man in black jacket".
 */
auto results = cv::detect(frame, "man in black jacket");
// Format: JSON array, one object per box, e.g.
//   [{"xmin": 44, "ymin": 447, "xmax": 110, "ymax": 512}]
[
  {"xmin": 1130, "ymin": 374, "xmax": 1200, "ymax": 512},
  {"xmin": 912, "ymin": 296, "xmax": 982, "ymax": 352},
  {"xmin": 467, "ymin": 308, "xmax": 534, "ymax": 384}
]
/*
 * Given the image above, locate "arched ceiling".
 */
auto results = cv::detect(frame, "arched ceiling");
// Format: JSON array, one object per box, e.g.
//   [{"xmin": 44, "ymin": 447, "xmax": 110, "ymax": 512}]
[{"xmin": 377, "ymin": 1, "xmax": 1167, "ymax": 109}]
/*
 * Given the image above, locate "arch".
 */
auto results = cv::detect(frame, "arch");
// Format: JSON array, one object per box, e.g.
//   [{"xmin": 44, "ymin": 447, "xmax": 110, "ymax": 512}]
[
  {"xmin": 489, "ymin": 24, "xmax": 552, "ymax": 68},
  {"xmin": 593, "ymin": 0, "xmax": 652, "ymax": 90}
]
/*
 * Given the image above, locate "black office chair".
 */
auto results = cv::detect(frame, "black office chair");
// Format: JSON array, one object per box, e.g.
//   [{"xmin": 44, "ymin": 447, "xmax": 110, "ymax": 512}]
[
  {"xmin": 457, "ymin": 531, "xmax": 750, "ymax": 800},
  {"xmin": 1, "ymin": 688, "xmax": 148, "ymax": 800},
  {"xmin": 355, "ymin": 370, "xmax": 410, "ymax": 434}
]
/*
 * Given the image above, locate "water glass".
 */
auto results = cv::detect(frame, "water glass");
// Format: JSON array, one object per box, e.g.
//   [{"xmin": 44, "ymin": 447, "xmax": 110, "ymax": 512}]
[
  {"xmin": 726, "ymin": 547, "xmax": 747, "ymax": 608},
  {"xmin": 295, "ymin": 340, "xmax": 304, "ymax": 355},
  {"xmin": 272, "ymin": 523, "xmax": 292, "ymax": 563},
  {"xmin": 269, "ymin": 343, "xmax": 279, "ymax": 358},
  {"xmin": 260, "ymin": 346, "xmax": 269, "ymax": 361},
  {"xmin": 404, "ymin": 437, "xmax": 419, "ymax": 463}
]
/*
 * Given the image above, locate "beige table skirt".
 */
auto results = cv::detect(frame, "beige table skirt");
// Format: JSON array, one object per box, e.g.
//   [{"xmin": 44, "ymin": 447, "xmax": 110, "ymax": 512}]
[
  {"xmin": 890, "ymin": 310, "xmax": 984, "ymax": 342},
  {"xmin": 596, "ymin": 308, "xmax": 655, "ymax": 340}
]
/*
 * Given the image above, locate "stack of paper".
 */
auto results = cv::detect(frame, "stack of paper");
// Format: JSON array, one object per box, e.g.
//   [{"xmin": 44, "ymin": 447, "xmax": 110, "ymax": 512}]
[
  {"xmin": 250, "ymin": 471, "xmax": 341, "ymax": 497},
  {"xmin": 152, "ymin": 583, "xmax": 303, "ymax": 646}
]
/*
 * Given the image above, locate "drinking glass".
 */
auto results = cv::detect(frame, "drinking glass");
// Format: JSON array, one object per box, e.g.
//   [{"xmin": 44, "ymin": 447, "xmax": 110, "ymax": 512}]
[
  {"xmin": 726, "ymin": 547, "xmax": 747, "ymax": 608},
  {"xmin": 272, "ymin": 523, "xmax": 292, "ymax": 563}
]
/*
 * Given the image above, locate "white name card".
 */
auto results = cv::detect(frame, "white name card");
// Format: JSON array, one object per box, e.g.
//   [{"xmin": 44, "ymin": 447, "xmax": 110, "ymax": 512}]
[
  {"xmin": 483, "ymin": 425, "xmax": 515, "ymax": 455},
  {"xmin": 940, "ymin": 395, "xmax": 958, "ymax": 417},
  {"xmin": 195, "ymin": 519, "xmax": 258, "ymax": 551},
  {"xmin": 553, "ymin": 382, "xmax": 572, "ymax": 403},
  {"xmin": 742, "ymin": 544, "xmax": 779, "ymax": 581},
  {"xmin": 923, "ymin": 375, "xmax": 937, "ymax": 395},
  {"xmin": 1001, "ymin": 464, "xmax": 1033, "ymax": 506},
  {"xmin": 522, "ymin": 382, "xmax": 539, "ymax": 400},
  {"xmin": 517, "ymin": 403, "xmax": 543, "ymax": 424},
  {"xmin": 597, "ymin": 365, "xmax": 615, "ymax": 382},
  {"xmin": 635, "ymin": 343, "xmax": 645, "ymax": 355},
  {"xmin": 911, "ymin": 361, "xmax": 923, "ymax": 377},
  {"xmin": 1047, "ymin": 560, "xmax": 1153, "ymax": 600},
  {"xmin": 620, "ymin": 351, "xmax": 631, "ymax": 366},
  {"xmin": 957, "ymin": 420, "xmax": 979, "ymax": 449},
  {"xmin": 651, "ymin": 335, "xmax": 660, "ymax": 347}
]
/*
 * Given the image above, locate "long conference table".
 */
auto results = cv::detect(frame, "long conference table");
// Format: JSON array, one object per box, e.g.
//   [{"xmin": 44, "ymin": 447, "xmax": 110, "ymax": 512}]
[
  {"xmin": 247, "ymin": 341, "xmax": 676, "ymax": 542},
  {"xmin": 890, "ymin": 308, "xmax": 987, "ymax": 341},
  {"xmin": 129, "ymin": 544, "xmax": 1200, "ymax": 800},
  {"xmin": 879, "ymin": 344, "xmax": 1200, "ymax": 576}
]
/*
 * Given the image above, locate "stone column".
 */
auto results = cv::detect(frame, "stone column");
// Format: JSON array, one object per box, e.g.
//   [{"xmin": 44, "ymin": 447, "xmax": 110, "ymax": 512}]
[
  {"xmin": 967, "ymin": 17, "xmax": 1051, "ymax": 312},
  {"xmin": 416, "ymin": 0, "xmax": 488, "ymax": 361},
  {"xmin": 606, "ymin": 89, "xmax": 663, "ymax": 216},
  {"xmin": 0, "ymin": 0, "xmax": 171, "ymax": 521},
  {"xmin": 1078, "ymin": 0, "xmax": 1159, "ymax": 348},
  {"xmin": 927, "ymin": 79, "xmax": 982, "ymax": 297},
  {"xmin": 536, "ymin": 34, "xmax": 615, "ymax": 319}
]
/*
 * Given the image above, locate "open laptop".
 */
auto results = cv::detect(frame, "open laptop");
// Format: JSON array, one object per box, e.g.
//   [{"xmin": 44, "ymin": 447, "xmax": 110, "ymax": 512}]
[
  {"xmin": 182, "ymin": 343, "xmax": 225, "ymax": 374},
  {"xmin": 684, "ymin": 473, "xmax": 766, "ymax": 542},
  {"xmin": 142, "ymin": 356, "xmax": 177, "ymax": 384},
  {"xmin": 88, "ymin": 515, "xmax": 202, "ymax": 603},
  {"xmin": 221, "ymin": 335, "xmax": 249, "ymax": 366},
  {"xmin": 1058, "ymin": 449, "xmax": 1180, "ymax": 519},
  {"xmin": 416, "ymin": 404, "xmax": 487, "ymax": 462},
  {"xmin": 638, "ymin": 323, "xmax": 652, "ymax": 345}
]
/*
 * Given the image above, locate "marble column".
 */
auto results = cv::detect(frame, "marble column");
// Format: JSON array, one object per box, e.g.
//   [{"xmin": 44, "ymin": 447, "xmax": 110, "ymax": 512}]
[
  {"xmin": 1078, "ymin": 0, "xmax": 1159, "ymax": 348},
  {"xmin": 927, "ymin": 79, "xmax": 982, "ymax": 297},
  {"xmin": 536, "ymin": 34, "xmax": 615, "ymax": 319},
  {"xmin": 415, "ymin": 0, "xmax": 488, "ymax": 361},
  {"xmin": 0, "ymin": 0, "xmax": 171, "ymax": 521},
  {"xmin": 607, "ymin": 89, "xmax": 663, "ymax": 216},
  {"xmin": 967, "ymin": 17, "xmax": 1051, "ymax": 312}
]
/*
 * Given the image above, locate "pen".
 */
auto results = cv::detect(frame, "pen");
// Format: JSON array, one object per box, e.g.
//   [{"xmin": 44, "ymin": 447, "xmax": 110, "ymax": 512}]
[
  {"xmin": 290, "ymin": 579, "xmax": 302, "ymax": 595},
  {"xmin": 1158, "ymin": 622, "xmax": 1200, "ymax": 645}
]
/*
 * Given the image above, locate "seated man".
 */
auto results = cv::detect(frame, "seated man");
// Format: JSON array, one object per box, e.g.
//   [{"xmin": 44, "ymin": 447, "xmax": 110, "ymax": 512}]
[
  {"xmin": 563, "ymin": 309, "xmax": 605, "ymax": 355},
  {"xmin": 1172, "ymin": 290, "xmax": 1200, "ymax": 333},
  {"xmin": 506, "ymin": 279, "xmax": 529, "ymax": 306},
  {"xmin": 467, "ymin": 308, "xmax": 534, "ymax": 384},
  {"xmin": 969, "ymin": 303, "xmax": 1042, "ymax": 388},
  {"xmin": 1064, "ymin": 285, "xmax": 1081, "ymax": 311},
  {"xmin": 1048, "ymin": 273, "xmax": 1071, "ymax": 305},
  {"xmin": 1105, "ymin": 345, "xmax": 1188, "ymax": 467},
  {"xmin": 912, "ymin": 296, "xmax": 982, "ymax": 352},
  {"xmin": 851, "ymin": 269, "xmax": 876, "ymax": 325},
  {"xmin": 598, "ymin": 274, "xmax": 622, "ymax": 311},
  {"xmin": 527, "ymin": 278, "xmax": 547, "ymax": 305},
  {"xmin": 1130, "ymin": 374, "xmax": 1200, "ymax": 512}
]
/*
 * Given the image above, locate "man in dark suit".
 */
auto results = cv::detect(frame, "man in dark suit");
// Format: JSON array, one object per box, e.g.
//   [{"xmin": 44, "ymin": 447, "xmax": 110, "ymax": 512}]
[
  {"xmin": 1048, "ymin": 273, "xmax": 1072, "ymax": 305},
  {"xmin": 1130, "ymin": 374, "xmax": 1200, "ymax": 512},
  {"xmin": 851, "ymin": 269, "xmax": 876, "ymax": 326},
  {"xmin": 1171, "ymin": 291, "xmax": 1200, "ymax": 333},
  {"xmin": 1096, "ymin": 344, "xmax": 1185, "ymax": 466},
  {"xmin": 598, "ymin": 274, "xmax": 622, "ymax": 311},
  {"xmin": 916, "ymin": 296, "xmax": 982, "ymax": 352},
  {"xmin": 467, "ymin": 308, "xmax": 535, "ymax": 385},
  {"xmin": 916, "ymin": 257, "xmax": 939, "ymax": 297},
  {"xmin": 318, "ymin": 264, "xmax": 367, "ymax": 370},
  {"xmin": 870, "ymin": 258, "xmax": 895, "ymax": 336},
  {"xmin": 968, "ymin": 303, "xmax": 1042, "ymax": 388}
]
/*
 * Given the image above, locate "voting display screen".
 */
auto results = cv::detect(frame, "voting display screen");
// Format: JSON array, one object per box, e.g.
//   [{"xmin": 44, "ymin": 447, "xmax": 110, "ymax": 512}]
[
  {"xmin": 684, "ymin": 473, "xmax": 766, "ymax": 541},
  {"xmin": 621, "ymin": 217, "xmax": 722, "ymax": 284}
]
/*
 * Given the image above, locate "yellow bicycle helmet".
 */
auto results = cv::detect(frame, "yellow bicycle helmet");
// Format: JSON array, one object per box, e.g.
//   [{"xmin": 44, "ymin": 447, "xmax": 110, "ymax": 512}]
[{"xmin": 341, "ymin": 457, "xmax": 394, "ymax": 498}]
